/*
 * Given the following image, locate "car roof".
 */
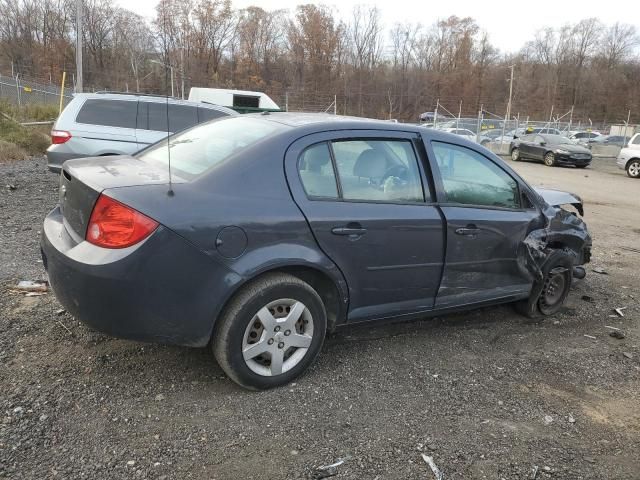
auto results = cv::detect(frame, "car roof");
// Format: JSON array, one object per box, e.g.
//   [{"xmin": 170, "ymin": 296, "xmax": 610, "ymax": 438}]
[{"xmin": 72, "ymin": 92, "xmax": 236, "ymax": 114}]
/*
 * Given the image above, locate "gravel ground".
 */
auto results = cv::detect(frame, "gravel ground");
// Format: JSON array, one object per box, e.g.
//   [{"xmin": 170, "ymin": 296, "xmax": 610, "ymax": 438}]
[{"xmin": 1, "ymin": 156, "xmax": 639, "ymax": 479}]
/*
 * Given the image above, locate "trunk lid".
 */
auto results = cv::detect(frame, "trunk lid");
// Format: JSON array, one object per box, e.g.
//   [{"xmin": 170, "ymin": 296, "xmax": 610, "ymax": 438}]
[{"xmin": 59, "ymin": 155, "xmax": 183, "ymax": 237}]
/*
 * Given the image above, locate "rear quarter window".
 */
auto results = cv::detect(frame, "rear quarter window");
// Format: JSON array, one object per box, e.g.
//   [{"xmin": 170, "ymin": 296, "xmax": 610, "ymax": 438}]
[{"xmin": 75, "ymin": 99, "xmax": 137, "ymax": 129}]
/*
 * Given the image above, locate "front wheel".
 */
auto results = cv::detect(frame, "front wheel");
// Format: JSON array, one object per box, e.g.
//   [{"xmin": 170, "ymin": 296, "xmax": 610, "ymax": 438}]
[
  {"xmin": 627, "ymin": 159, "xmax": 640, "ymax": 178},
  {"xmin": 511, "ymin": 148, "xmax": 520, "ymax": 161},
  {"xmin": 212, "ymin": 273, "xmax": 327, "ymax": 390},
  {"xmin": 515, "ymin": 249, "xmax": 574, "ymax": 318},
  {"xmin": 544, "ymin": 152, "xmax": 556, "ymax": 167}
]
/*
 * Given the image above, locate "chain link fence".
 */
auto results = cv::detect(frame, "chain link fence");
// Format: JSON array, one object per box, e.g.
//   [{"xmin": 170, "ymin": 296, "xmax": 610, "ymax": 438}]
[{"xmin": 0, "ymin": 72, "xmax": 73, "ymax": 110}]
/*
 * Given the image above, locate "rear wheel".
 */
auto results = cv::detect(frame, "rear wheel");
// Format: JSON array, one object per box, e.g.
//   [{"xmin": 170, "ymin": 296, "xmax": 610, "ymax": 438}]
[
  {"xmin": 511, "ymin": 148, "xmax": 520, "ymax": 161},
  {"xmin": 627, "ymin": 159, "xmax": 640, "ymax": 178},
  {"xmin": 212, "ymin": 273, "xmax": 327, "ymax": 390},
  {"xmin": 544, "ymin": 152, "xmax": 556, "ymax": 167}
]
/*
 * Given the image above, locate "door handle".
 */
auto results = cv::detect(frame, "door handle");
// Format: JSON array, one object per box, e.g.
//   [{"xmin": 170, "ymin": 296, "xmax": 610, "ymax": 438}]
[
  {"xmin": 332, "ymin": 225, "xmax": 367, "ymax": 236},
  {"xmin": 455, "ymin": 225, "xmax": 480, "ymax": 236}
]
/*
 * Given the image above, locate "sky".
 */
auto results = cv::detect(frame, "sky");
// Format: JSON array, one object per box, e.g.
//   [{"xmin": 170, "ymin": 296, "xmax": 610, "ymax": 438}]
[{"xmin": 116, "ymin": 0, "xmax": 640, "ymax": 53}]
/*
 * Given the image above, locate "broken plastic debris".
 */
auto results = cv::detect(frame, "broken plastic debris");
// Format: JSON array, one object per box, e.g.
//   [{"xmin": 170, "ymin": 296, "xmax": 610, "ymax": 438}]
[
  {"xmin": 622, "ymin": 352, "xmax": 633, "ymax": 359},
  {"xmin": 614, "ymin": 307, "xmax": 626, "ymax": 317},
  {"xmin": 583, "ymin": 334, "xmax": 597, "ymax": 340},
  {"xmin": 421, "ymin": 454, "xmax": 444, "ymax": 480},
  {"xmin": 531, "ymin": 465, "xmax": 539, "ymax": 479},
  {"xmin": 609, "ymin": 330, "xmax": 626, "ymax": 339},
  {"xmin": 581, "ymin": 295, "xmax": 594, "ymax": 302},
  {"xmin": 13, "ymin": 280, "xmax": 48, "ymax": 293},
  {"xmin": 313, "ymin": 457, "xmax": 350, "ymax": 479},
  {"xmin": 592, "ymin": 267, "xmax": 607, "ymax": 275},
  {"xmin": 604, "ymin": 325, "xmax": 621, "ymax": 331}
]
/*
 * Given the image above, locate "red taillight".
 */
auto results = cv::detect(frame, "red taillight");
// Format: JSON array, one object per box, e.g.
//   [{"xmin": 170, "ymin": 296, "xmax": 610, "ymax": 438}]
[
  {"xmin": 86, "ymin": 194, "xmax": 159, "ymax": 249},
  {"xmin": 51, "ymin": 130, "xmax": 72, "ymax": 144}
]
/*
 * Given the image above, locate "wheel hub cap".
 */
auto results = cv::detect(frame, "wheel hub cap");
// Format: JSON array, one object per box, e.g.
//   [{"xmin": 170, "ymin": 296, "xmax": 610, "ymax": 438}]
[{"xmin": 242, "ymin": 299, "xmax": 314, "ymax": 377}]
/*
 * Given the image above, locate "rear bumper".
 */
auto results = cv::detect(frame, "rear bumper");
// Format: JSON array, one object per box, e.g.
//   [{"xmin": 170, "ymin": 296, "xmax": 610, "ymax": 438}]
[
  {"xmin": 46, "ymin": 148, "xmax": 83, "ymax": 172},
  {"xmin": 41, "ymin": 206, "xmax": 239, "ymax": 347}
]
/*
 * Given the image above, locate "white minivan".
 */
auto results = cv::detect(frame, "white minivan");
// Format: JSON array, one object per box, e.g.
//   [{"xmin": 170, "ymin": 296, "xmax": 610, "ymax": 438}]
[{"xmin": 46, "ymin": 92, "xmax": 236, "ymax": 172}]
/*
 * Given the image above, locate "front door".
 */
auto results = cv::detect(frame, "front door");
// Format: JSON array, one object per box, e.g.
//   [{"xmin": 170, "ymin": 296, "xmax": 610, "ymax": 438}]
[
  {"xmin": 285, "ymin": 130, "xmax": 445, "ymax": 322},
  {"xmin": 426, "ymin": 139, "xmax": 539, "ymax": 308}
]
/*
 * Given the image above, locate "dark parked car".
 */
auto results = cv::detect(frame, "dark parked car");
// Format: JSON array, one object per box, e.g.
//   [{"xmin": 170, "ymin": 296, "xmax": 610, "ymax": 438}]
[
  {"xmin": 510, "ymin": 134, "xmax": 592, "ymax": 167},
  {"xmin": 41, "ymin": 114, "xmax": 592, "ymax": 390}
]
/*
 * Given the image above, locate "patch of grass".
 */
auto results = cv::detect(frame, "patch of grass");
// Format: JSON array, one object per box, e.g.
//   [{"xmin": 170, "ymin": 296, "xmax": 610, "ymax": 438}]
[
  {"xmin": 0, "ymin": 101, "xmax": 59, "ymax": 122},
  {"xmin": 0, "ymin": 116, "xmax": 50, "ymax": 160},
  {"xmin": 0, "ymin": 140, "xmax": 28, "ymax": 162}
]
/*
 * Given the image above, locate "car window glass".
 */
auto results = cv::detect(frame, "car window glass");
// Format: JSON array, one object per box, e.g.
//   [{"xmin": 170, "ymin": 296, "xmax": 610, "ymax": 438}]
[
  {"xmin": 432, "ymin": 141, "xmax": 520, "ymax": 209},
  {"xmin": 137, "ymin": 117, "xmax": 287, "ymax": 179},
  {"xmin": 76, "ymin": 99, "xmax": 137, "ymax": 129},
  {"xmin": 633, "ymin": 135, "xmax": 640, "ymax": 145},
  {"xmin": 147, "ymin": 103, "xmax": 198, "ymax": 133},
  {"xmin": 332, "ymin": 139, "xmax": 425, "ymax": 203},
  {"xmin": 198, "ymin": 107, "xmax": 226, "ymax": 123},
  {"xmin": 298, "ymin": 143, "xmax": 338, "ymax": 199},
  {"xmin": 536, "ymin": 135, "xmax": 545, "ymax": 143}
]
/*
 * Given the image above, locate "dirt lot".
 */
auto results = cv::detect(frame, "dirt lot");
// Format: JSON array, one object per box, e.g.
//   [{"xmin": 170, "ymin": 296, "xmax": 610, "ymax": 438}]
[{"xmin": 1, "ymin": 156, "xmax": 639, "ymax": 479}]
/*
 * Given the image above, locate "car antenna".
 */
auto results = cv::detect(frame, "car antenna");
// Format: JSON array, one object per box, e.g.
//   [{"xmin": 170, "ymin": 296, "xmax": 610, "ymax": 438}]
[{"xmin": 162, "ymin": 13, "xmax": 174, "ymax": 197}]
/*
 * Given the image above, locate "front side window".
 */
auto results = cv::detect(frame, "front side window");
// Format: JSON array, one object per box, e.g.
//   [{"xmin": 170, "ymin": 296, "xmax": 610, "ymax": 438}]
[
  {"xmin": 298, "ymin": 143, "xmax": 338, "ymax": 199},
  {"xmin": 75, "ymin": 99, "xmax": 137, "ymax": 129},
  {"xmin": 432, "ymin": 141, "xmax": 520, "ymax": 209},
  {"xmin": 331, "ymin": 139, "xmax": 425, "ymax": 203},
  {"xmin": 632, "ymin": 135, "xmax": 640, "ymax": 145}
]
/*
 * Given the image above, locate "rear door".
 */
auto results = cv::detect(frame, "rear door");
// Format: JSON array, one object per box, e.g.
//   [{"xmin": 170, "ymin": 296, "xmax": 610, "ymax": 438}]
[
  {"xmin": 285, "ymin": 130, "xmax": 445, "ymax": 322},
  {"xmin": 425, "ymin": 139, "xmax": 539, "ymax": 308},
  {"xmin": 516, "ymin": 134, "xmax": 536, "ymax": 158},
  {"xmin": 73, "ymin": 98, "xmax": 139, "ymax": 155}
]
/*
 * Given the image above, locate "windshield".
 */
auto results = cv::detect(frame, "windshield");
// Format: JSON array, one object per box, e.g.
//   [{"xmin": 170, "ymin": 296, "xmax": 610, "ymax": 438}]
[
  {"xmin": 137, "ymin": 116, "xmax": 287, "ymax": 179},
  {"xmin": 542, "ymin": 134, "xmax": 572, "ymax": 145}
]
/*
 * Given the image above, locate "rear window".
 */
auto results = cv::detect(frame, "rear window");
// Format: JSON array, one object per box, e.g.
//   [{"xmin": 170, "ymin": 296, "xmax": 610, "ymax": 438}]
[
  {"xmin": 136, "ymin": 117, "xmax": 287, "ymax": 179},
  {"xmin": 198, "ymin": 106, "xmax": 227, "ymax": 123},
  {"xmin": 75, "ymin": 99, "xmax": 137, "ymax": 129}
]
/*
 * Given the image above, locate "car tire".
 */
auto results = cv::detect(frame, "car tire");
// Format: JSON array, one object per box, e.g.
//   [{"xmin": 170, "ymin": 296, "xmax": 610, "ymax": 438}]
[
  {"xmin": 626, "ymin": 159, "xmax": 640, "ymax": 178},
  {"xmin": 212, "ymin": 273, "xmax": 327, "ymax": 390},
  {"xmin": 511, "ymin": 148, "xmax": 520, "ymax": 161},
  {"xmin": 515, "ymin": 249, "xmax": 574, "ymax": 318},
  {"xmin": 543, "ymin": 152, "xmax": 556, "ymax": 167}
]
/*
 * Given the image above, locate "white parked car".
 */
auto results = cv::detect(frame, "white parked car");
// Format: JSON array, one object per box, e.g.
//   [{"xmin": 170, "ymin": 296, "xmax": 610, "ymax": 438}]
[
  {"xmin": 616, "ymin": 133, "xmax": 640, "ymax": 178},
  {"xmin": 442, "ymin": 128, "xmax": 477, "ymax": 142}
]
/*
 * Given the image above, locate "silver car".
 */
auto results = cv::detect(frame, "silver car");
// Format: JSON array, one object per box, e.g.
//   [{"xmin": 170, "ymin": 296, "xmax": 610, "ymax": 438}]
[{"xmin": 46, "ymin": 92, "xmax": 236, "ymax": 172}]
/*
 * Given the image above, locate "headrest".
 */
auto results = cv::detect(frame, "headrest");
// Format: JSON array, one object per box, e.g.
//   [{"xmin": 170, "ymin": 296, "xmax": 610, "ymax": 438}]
[{"xmin": 353, "ymin": 149, "xmax": 387, "ymax": 178}]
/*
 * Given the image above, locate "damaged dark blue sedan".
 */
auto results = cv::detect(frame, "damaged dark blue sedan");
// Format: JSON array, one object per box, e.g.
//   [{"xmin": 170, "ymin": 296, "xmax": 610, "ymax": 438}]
[{"xmin": 41, "ymin": 114, "xmax": 592, "ymax": 390}]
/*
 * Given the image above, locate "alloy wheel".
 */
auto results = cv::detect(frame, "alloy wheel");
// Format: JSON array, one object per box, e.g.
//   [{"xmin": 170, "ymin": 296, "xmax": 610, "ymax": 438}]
[
  {"xmin": 628, "ymin": 160, "xmax": 640, "ymax": 178},
  {"xmin": 544, "ymin": 153, "xmax": 555, "ymax": 166},
  {"xmin": 242, "ymin": 299, "xmax": 314, "ymax": 377}
]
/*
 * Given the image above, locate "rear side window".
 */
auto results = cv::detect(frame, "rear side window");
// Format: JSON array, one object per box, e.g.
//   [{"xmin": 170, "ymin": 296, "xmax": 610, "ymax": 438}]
[
  {"xmin": 198, "ymin": 107, "xmax": 227, "ymax": 123},
  {"xmin": 298, "ymin": 143, "xmax": 338, "ymax": 198},
  {"xmin": 75, "ymin": 99, "xmax": 137, "ymax": 129},
  {"xmin": 147, "ymin": 103, "xmax": 198, "ymax": 133},
  {"xmin": 632, "ymin": 135, "xmax": 640, "ymax": 145},
  {"xmin": 432, "ymin": 141, "xmax": 520, "ymax": 209},
  {"xmin": 331, "ymin": 139, "xmax": 425, "ymax": 203}
]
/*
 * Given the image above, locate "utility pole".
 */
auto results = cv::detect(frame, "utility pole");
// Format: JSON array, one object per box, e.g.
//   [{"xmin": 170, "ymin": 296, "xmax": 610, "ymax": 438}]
[
  {"xmin": 505, "ymin": 65, "xmax": 514, "ymax": 129},
  {"xmin": 75, "ymin": 0, "xmax": 83, "ymax": 93}
]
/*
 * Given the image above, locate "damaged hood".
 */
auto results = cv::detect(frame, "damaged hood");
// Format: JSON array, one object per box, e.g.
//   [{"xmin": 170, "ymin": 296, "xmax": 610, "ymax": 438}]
[{"xmin": 534, "ymin": 187, "xmax": 584, "ymax": 216}]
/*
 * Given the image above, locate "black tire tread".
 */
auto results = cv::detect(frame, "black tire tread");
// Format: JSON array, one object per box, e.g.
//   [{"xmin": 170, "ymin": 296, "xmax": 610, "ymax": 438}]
[{"xmin": 212, "ymin": 272, "xmax": 324, "ymax": 390}]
